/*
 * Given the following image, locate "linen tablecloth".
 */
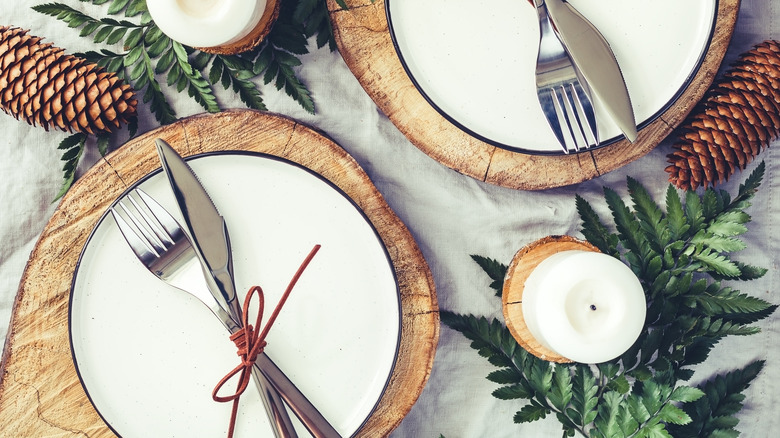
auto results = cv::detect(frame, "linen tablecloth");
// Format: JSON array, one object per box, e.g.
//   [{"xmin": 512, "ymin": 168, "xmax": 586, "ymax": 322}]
[{"xmin": 1, "ymin": 1, "xmax": 777, "ymax": 436}]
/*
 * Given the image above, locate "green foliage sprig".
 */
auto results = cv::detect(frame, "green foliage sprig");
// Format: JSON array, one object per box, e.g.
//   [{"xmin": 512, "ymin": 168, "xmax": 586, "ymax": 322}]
[
  {"xmin": 54, "ymin": 133, "xmax": 110, "ymax": 200},
  {"xmin": 33, "ymin": 0, "xmax": 335, "ymax": 116},
  {"xmin": 443, "ymin": 162, "xmax": 774, "ymax": 437},
  {"xmin": 33, "ymin": 0, "xmax": 344, "ymax": 195}
]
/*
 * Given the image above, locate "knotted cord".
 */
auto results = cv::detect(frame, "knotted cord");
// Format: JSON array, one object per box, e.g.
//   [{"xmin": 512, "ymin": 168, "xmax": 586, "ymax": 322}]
[{"xmin": 212, "ymin": 244, "xmax": 321, "ymax": 437}]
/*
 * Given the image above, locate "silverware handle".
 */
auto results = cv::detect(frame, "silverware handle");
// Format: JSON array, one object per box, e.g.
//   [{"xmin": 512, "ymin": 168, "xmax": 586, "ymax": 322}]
[
  {"xmin": 256, "ymin": 353, "xmax": 342, "ymax": 438},
  {"xmin": 251, "ymin": 365, "xmax": 298, "ymax": 438},
  {"xmin": 213, "ymin": 305, "xmax": 298, "ymax": 437}
]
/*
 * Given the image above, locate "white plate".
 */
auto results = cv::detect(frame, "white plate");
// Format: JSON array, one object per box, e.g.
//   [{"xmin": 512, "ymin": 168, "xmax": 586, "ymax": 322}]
[
  {"xmin": 70, "ymin": 152, "xmax": 400, "ymax": 437},
  {"xmin": 387, "ymin": 0, "xmax": 718, "ymax": 153}
]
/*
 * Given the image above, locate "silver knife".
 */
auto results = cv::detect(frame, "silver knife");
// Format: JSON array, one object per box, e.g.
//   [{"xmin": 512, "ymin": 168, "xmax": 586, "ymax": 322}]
[
  {"xmin": 155, "ymin": 139, "xmax": 296, "ymax": 438},
  {"xmin": 544, "ymin": 0, "xmax": 638, "ymax": 142},
  {"xmin": 155, "ymin": 139, "xmax": 341, "ymax": 438}
]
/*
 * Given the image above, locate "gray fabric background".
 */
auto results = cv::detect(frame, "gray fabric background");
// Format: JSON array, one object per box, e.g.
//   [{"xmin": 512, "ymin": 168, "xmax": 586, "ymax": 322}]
[{"xmin": 1, "ymin": 1, "xmax": 777, "ymax": 436}]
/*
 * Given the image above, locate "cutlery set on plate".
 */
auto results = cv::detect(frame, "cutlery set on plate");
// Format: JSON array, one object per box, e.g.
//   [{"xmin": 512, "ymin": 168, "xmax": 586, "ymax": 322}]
[
  {"xmin": 105, "ymin": 3, "xmax": 634, "ymax": 436},
  {"xmin": 110, "ymin": 139, "xmax": 340, "ymax": 438},
  {"xmin": 529, "ymin": 0, "xmax": 637, "ymax": 153}
]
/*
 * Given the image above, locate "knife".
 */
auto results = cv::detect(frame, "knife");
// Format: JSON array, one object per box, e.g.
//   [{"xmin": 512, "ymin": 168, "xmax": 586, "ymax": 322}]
[
  {"xmin": 544, "ymin": 0, "xmax": 638, "ymax": 142},
  {"xmin": 155, "ymin": 139, "xmax": 296, "ymax": 438},
  {"xmin": 155, "ymin": 139, "xmax": 341, "ymax": 438}
]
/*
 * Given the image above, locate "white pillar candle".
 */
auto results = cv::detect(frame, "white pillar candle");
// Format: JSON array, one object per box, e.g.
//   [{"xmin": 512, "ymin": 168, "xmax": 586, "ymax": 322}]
[
  {"xmin": 148, "ymin": 0, "xmax": 267, "ymax": 48},
  {"xmin": 522, "ymin": 250, "xmax": 646, "ymax": 364}
]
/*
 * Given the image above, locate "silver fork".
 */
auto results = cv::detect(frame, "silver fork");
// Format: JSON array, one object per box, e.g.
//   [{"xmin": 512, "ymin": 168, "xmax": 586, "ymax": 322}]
[
  {"xmin": 530, "ymin": 0, "xmax": 598, "ymax": 154},
  {"xmin": 110, "ymin": 188, "xmax": 341, "ymax": 438}
]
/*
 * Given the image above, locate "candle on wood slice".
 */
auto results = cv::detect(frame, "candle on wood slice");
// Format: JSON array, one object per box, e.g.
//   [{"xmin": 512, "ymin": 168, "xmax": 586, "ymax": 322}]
[
  {"xmin": 148, "ymin": 0, "xmax": 280, "ymax": 54},
  {"xmin": 502, "ymin": 236, "xmax": 646, "ymax": 364}
]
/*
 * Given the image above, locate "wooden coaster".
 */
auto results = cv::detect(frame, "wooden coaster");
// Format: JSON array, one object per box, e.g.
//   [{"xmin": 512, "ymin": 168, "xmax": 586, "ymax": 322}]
[
  {"xmin": 0, "ymin": 110, "xmax": 439, "ymax": 437},
  {"xmin": 502, "ymin": 235, "xmax": 600, "ymax": 363},
  {"xmin": 197, "ymin": 0, "xmax": 281, "ymax": 55},
  {"xmin": 328, "ymin": 0, "xmax": 739, "ymax": 190}
]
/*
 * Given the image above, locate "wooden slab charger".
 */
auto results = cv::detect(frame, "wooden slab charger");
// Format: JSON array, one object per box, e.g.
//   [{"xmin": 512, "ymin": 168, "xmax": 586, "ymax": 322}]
[
  {"xmin": 502, "ymin": 235, "xmax": 600, "ymax": 363},
  {"xmin": 327, "ymin": 0, "xmax": 740, "ymax": 190},
  {"xmin": 0, "ymin": 110, "xmax": 439, "ymax": 437}
]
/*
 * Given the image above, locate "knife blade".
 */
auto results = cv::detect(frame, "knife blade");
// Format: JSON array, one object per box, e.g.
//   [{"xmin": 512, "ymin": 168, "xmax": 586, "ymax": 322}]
[
  {"xmin": 155, "ymin": 139, "xmax": 239, "ymax": 318},
  {"xmin": 544, "ymin": 0, "xmax": 638, "ymax": 142},
  {"xmin": 155, "ymin": 139, "xmax": 341, "ymax": 438}
]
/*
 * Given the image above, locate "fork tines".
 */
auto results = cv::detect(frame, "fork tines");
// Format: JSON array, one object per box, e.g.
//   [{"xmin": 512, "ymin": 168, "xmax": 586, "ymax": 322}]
[
  {"xmin": 547, "ymin": 82, "xmax": 598, "ymax": 154},
  {"xmin": 110, "ymin": 189, "xmax": 183, "ymax": 264}
]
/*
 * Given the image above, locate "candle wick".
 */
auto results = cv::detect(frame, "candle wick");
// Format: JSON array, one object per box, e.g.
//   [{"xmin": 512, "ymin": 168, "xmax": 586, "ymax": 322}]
[{"xmin": 590, "ymin": 304, "xmax": 597, "ymax": 311}]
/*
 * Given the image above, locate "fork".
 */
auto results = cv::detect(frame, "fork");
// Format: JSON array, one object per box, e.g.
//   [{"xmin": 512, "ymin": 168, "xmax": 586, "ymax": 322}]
[
  {"xmin": 110, "ymin": 188, "xmax": 341, "ymax": 438},
  {"xmin": 529, "ymin": 0, "xmax": 599, "ymax": 154}
]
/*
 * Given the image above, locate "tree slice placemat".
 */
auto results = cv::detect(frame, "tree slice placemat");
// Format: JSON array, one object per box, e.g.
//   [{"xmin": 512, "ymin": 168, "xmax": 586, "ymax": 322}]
[
  {"xmin": 328, "ymin": 0, "xmax": 739, "ymax": 190},
  {"xmin": 0, "ymin": 110, "xmax": 439, "ymax": 437},
  {"xmin": 502, "ymin": 235, "xmax": 600, "ymax": 364}
]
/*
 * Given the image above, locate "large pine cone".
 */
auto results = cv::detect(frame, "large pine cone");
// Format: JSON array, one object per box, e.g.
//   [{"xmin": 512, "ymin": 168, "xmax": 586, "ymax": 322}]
[
  {"xmin": 666, "ymin": 40, "xmax": 780, "ymax": 190},
  {"xmin": 0, "ymin": 26, "xmax": 137, "ymax": 135}
]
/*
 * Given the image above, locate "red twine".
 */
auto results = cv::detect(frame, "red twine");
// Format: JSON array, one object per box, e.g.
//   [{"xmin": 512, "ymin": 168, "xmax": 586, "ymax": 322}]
[{"xmin": 212, "ymin": 244, "xmax": 321, "ymax": 438}]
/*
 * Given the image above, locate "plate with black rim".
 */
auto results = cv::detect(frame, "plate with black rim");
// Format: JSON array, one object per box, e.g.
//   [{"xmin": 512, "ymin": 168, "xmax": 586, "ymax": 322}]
[
  {"xmin": 386, "ymin": 0, "xmax": 718, "ymax": 154},
  {"xmin": 69, "ymin": 151, "xmax": 401, "ymax": 437}
]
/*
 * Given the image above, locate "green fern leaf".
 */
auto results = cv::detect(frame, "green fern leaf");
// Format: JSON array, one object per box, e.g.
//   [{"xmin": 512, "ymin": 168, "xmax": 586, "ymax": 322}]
[
  {"xmin": 171, "ymin": 42, "xmax": 218, "ymax": 112},
  {"xmin": 547, "ymin": 364, "xmax": 573, "ymax": 411},
  {"xmin": 605, "ymin": 187, "xmax": 648, "ymax": 264},
  {"xmin": 640, "ymin": 380, "xmax": 668, "ymax": 416},
  {"xmin": 96, "ymin": 134, "xmax": 110, "ymax": 156},
  {"xmin": 269, "ymin": 22, "xmax": 310, "ymax": 55},
  {"xmin": 658, "ymin": 403, "xmax": 691, "ymax": 425},
  {"xmin": 669, "ymin": 386, "xmax": 705, "ymax": 404},
  {"xmin": 707, "ymin": 221, "xmax": 748, "ymax": 237},
  {"xmin": 714, "ymin": 210, "xmax": 751, "ymax": 225},
  {"xmin": 628, "ymin": 177, "xmax": 670, "ymax": 250},
  {"xmin": 665, "ymin": 185, "xmax": 689, "ymax": 241},
  {"xmin": 33, "ymin": 3, "xmax": 95, "ymax": 26},
  {"xmin": 635, "ymin": 422, "xmax": 673, "ymax": 438},
  {"xmin": 107, "ymin": 0, "xmax": 131, "ymax": 15},
  {"xmin": 684, "ymin": 191, "xmax": 705, "ymax": 234},
  {"xmin": 606, "ymin": 374, "xmax": 630, "ymax": 394},
  {"xmin": 309, "ymin": 2, "xmax": 337, "ymax": 50},
  {"xmin": 693, "ymin": 250, "xmax": 740, "ymax": 277},
  {"xmin": 514, "ymin": 402, "xmax": 549, "ymax": 423},
  {"xmin": 125, "ymin": 0, "xmax": 146, "ymax": 16},
  {"xmin": 221, "ymin": 60, "xmax": 268, "ymax": 111},
  {"xmin": 493, "ymin": 383, "xmax": 533, "ymax": 400},
  {"xmin": 470, "ymin": 255, "xmax": 507, "ymax": 296},
  {"xmin": 684, "ymin": 286, "xmax": 774, "ymax": 318},
  {"xmin": 576, "ymin": 194, "xmax": 620, "ymax": 256},
  {"xmin": 593, "ymin": 391, "xmax": 636, "ymax": 438},
  {"xmin": 528, "ymin": 359, "xmax": 553, "ymax": 398},
  {"xmin": 712, "ymin": 261, "xmax": 766, "ymax": 281},
  {"xmin": 293, "ymin": 0, "xmax": 318, "ymax": 22},
  {"xmin": 569, "ymin": 365, "xmax": 598, "ymax": 426},
  {"xmin": 736, "ymin": 161, "xmax": 764, "ymax": 201},
  {"xmin": 487, "ymin": 368, "xmax": 523, "ymax": 385},
  {"xmin": 668, "ymin": 361, "xmax": 763, "ymax": 438},
  {"xmin": 54, "ymin": 133, "xmax": 87, "ymax": 201},
  {"xmin": 701, "ymin": 188, "xmax": 721, "ymax": 221},
  {"xmin": 80, "ymin": 21, "xmax": 101, "ymax": 36},
  {"xmin": 691, "ymin": 232, "xmax": 746, "ymax": 253}
]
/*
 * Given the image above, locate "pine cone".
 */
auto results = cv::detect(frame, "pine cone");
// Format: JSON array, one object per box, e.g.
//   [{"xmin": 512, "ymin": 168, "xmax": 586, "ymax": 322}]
[
  {"xmin": 0, "ymin": 26, "xmax": 137, "ymax": 135},
  {"xmin": 666, "ymin": 40, "xmax": 780, "ymax": 190}
]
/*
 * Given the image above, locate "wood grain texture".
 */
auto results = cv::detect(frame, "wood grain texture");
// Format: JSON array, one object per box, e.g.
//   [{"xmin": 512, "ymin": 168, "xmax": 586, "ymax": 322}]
[
  {"xmin": 0, "ymin": 110, "xmax": 439, "ymax": 437},
  {"xmin": 502, "ymin": 235, "xmax": 600, "ymax": 363},
  {"xmin": 197, "ymin": 0, "xmax": 281, "ymax": 55},
  {"xmin": 328, "ymin": 0, "xmax": 739, "ymax": 190}
]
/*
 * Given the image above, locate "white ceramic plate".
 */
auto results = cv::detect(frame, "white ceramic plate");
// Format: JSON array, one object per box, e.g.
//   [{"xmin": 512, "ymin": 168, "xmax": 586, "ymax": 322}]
[
  {"xmin": 387, "ymin": 0, "xmax": 718, "ymax": 154},
  {"xmin": 70, "ymin": 152, "xmax": 400, "ymax": 437}
]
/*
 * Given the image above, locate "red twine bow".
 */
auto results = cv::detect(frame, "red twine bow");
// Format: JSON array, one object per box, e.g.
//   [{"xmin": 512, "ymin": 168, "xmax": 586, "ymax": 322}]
[{"xmin": 212, "ymin": 244, "xmax": 321, "ymax": 438}]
